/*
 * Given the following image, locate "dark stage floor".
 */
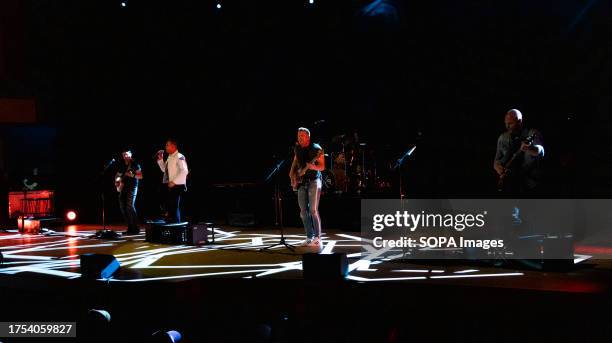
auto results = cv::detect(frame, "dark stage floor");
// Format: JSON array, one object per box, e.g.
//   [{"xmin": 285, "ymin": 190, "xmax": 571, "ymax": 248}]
[
  {"xmin": 3, "ymin": 224, "xmax": 612, "ymax": 342},
  {"xmin": 1, "ymin": 224, "xmax": 611, "ymax": 294}
]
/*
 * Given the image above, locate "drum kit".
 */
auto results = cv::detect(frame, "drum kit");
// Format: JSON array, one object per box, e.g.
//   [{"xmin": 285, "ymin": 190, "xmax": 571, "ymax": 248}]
[{"xmin": 320, "ymin": 131, "xmax": 393, "ymax": 195}]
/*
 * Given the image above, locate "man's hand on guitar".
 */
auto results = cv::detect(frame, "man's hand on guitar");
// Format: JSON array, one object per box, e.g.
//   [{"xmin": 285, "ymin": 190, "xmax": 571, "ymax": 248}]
[
  {"xmin": 520, "ymin": 141, "xmax": 532, "ymax": 152},
  {"xmin": 494, "ymin": 163, "xmax": 505, "ymax": 176},
  {"xmin": 306, "ymin": 163, "xmax": 316, "ymax": 171}
]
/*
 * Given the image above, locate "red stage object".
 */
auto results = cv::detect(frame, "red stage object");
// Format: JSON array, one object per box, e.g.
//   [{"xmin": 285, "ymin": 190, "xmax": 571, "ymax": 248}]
[
  {"xmin": 17, "ymin": 217, "xmax": 41, "ymax": 234},
  {"xmin": 8, "ymin": 190, "xmax": 55, "ymax": 218}
]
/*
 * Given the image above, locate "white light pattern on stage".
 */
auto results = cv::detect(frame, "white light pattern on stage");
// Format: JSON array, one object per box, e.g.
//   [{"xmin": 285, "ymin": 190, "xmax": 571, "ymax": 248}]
[
  {"xmin": 453, "ymin": 269, "xmax": 479, "ymax": 274},
  {"xmin": 0, "ymin": 228, "xmax": 590, "ymax": 283}
]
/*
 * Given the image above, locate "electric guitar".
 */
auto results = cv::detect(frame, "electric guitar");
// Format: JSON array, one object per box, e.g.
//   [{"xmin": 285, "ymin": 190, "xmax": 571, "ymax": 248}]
[
  {"xmin": 115, "ymin": 169, "xmax": 136, "ymax": 193},
  {"xmin": 115, "ymin": 174, "xmax": 124, "ymax": 193},
  {"xmin": 291, "ymin": 150, "xmax": 323, "ymax": 191},
  {"xmin": 497, "ymin": 133, "xmax": 535, "ymax": 191}
]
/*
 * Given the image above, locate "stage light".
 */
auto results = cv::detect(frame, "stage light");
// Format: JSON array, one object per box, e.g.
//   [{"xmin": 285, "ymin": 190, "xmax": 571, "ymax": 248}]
[
  {"xmin": 120, "ymin": 1, "xmax": 127, "ymax": 7},
  {"xmin": 66, "ymin": 210, "xmax": 77, "ymax": 222},
  {"xmin": 152, "ymin": 330, "xmax": 182, "ymax": 343},
  {"xmin": 216, "ymin": 3, "xmax": 221, "ymax": 9},
  {"xmin": 309, "ymin": 0, "xmax": 314, "ymax": 4}
]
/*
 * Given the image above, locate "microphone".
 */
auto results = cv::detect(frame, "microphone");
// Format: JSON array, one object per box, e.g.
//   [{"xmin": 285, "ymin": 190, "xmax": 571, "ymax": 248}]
[{"xmin": 153, "ymin": 150, "xmax": 165, "ymax": 159}]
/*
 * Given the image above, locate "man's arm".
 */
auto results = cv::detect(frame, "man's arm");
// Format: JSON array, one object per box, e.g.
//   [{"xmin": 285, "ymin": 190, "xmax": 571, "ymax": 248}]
[
  {"xmin": 522, "ymin": 143, "xmax": 544, "ymax": 157},
  {"xmin": 306, "ymin": 151, "xmax": 325, "ymax": 172},
  {"xmin": 521, "ymin": 130, "xmax": 544, "ymax": 157},
  {"xmin": 157, "ymin": 158, "xmax": 165, "ymax": 172},
  {"xmin": 289, "ymin": 155, "xmax": 298, "ymax": 176},
  {"xmin": 170, "ymin": 157, "xmax": 189, "ymax": 184}
]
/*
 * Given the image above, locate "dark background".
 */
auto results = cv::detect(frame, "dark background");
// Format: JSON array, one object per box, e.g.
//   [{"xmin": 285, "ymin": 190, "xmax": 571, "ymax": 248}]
[{"xmin": 1, "ymin": 0, "xmax": 612, "ymax": 225}]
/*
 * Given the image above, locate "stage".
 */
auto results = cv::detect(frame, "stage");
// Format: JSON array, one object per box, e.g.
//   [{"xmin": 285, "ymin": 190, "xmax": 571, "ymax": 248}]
[
  {"xmin": 2, "ymin": 224, "xmax": 612, "ymax": 342},
  {"xmin": 1, "ymin": 224, "xmax": 611, "ymax": 292}
]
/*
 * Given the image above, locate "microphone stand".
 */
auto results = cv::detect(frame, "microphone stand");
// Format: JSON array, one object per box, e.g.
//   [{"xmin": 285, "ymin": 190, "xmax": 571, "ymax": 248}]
[
  {"xmin": 392, "ymin": 146, "xmax": 416, "ymax": 201},
  {"xmin": 392, "ymin": 146, "xmax": 416, "ymax": 258},
  {"xmin": 262, "ymin": 155, "xmax": 295, "ymax": 251},
  {"xmin": 94, "ymin": 159, "xmax": 117, "ymax": 238}
]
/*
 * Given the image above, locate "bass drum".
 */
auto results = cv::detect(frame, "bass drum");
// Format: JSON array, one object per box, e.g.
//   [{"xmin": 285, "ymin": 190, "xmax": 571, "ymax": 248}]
[{"xmin": 321, "ymin": 169, "xmax": 336, "ymax": 193}]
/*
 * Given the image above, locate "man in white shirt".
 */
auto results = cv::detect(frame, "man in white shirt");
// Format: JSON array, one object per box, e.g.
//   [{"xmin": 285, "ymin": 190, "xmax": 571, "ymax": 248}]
[{"xmin": 157, "ymin": 139, "xmax": 189, "ymax": 222}]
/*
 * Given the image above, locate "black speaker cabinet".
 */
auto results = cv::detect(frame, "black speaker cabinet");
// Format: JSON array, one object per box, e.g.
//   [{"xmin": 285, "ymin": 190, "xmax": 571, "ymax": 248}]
[
  {"xmin": 145, "ymin": 221, "xmax": 210, "ymax": 245},
  {"xmin": 514, "ymin": 233, "xmax": 575, "ymax": 270},
  {"xmin": 302, "ymin": 253, "xmax": 349, "ymax": 280},
  {"xmin": 80, "ymin": 254, "xmax": 120, "ymax": 279}
]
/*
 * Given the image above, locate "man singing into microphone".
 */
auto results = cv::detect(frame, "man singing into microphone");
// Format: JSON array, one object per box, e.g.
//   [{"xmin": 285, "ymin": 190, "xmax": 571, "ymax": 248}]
[{"xmin": 157, "ymin": 139, "xmax": 189, "ymax": 223}]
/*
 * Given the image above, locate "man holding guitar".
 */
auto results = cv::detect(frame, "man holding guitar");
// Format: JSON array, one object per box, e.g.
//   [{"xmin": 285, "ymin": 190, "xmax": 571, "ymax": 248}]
[
  {"xmin": 116, "ymin": 149, "xmax": 143, "ymax": 234},
  {"xmin": 290, "ymin": 127, "xmax": 325, "ymax": 249},
  {"xmin": 494, "ymin": 109, "xmax": 544, "ymax": 195}
]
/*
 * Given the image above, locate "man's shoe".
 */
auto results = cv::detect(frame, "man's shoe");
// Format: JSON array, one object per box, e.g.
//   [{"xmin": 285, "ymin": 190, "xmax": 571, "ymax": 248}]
[
  {"xmin": 299, "ymin": 238, "xmax": 313, "ymax": 247},
  {"xmin": 308, "ymin": 237, "xmax": 322, "ymax": 248}
]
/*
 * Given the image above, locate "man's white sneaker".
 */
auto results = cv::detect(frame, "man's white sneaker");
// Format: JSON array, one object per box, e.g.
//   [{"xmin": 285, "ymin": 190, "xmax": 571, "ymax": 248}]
[
  {"xmin": 299, "ymin": 238, "xmax": 313, "ymax": 247},
  {"xmin": 308, "ymin": 237, "xmax": 322, "ymax": 247}
]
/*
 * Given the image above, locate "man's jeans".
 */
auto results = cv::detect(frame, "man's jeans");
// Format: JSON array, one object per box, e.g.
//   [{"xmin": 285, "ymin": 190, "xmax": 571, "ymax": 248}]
[
  {"xmin": 297, "ymin": 178, "xmax": 322, "ymax": 239},
  {"xmin": 119, "ymin": 187, "xmax": 138, "ymax": 231}
]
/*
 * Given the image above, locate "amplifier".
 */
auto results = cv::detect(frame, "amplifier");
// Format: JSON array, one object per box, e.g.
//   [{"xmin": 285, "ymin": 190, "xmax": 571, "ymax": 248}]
[
  {"xmin": 302, "ymin": 253, "xmax": 349, "ymax": 280},
  {"xmin": 17, "ymin": 217, "xmax": 64, "ymax": 234},
  {"xmin": 515, "ymin": 233, "xmax": 575, "ymax": 270},
  {"xmin": 145, "ymin": 221, "xmax": 211, "ymax": 245}
]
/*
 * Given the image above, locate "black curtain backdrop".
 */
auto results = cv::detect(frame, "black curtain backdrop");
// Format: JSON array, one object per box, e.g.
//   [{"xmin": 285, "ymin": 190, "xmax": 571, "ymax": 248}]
[{"xmin": 1, "ymin": 0, "xmax": 611, "ymax": 223}]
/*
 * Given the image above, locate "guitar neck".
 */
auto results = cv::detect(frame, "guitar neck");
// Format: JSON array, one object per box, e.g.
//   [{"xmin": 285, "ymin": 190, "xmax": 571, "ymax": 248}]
[
  {"xmin": 504, "ymin": 151, "xmax": 521, "ymax": 169},
  {"xmin": 503, "ymin": 134, "xmax": 535, "ymax": 169}
]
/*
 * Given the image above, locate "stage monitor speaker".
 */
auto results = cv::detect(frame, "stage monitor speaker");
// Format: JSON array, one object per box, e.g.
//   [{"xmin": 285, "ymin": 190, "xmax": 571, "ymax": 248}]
[
  {"xmin": 145, "ymin": 221, "xmax": 210, "ymax": 245},
  {"xmin": 516, "ymin": 233, "xmax": 575, "ymax": 271},
  {"xmin": 302, "ymin": 253, "xmax": 348, "ymax": 280},
  {"xmin": 80, "ymin": 254, "xmax": 120, "ymax": 279},
  {"xmin": 189, "ymin": 222, "xmax": 210, "ymax": 245}
]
